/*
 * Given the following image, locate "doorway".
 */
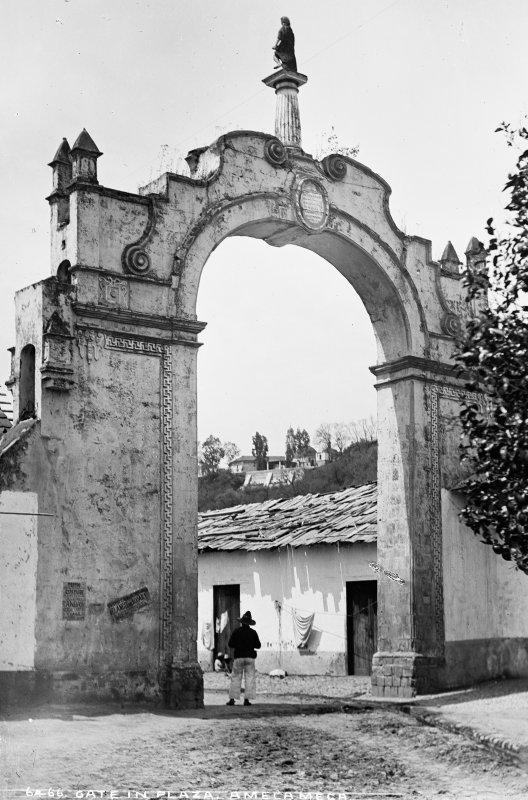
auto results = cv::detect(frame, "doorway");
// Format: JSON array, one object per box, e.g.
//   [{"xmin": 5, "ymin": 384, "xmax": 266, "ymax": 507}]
[
  {"xmin": 213, "ymin": 584, "xmax": 240, "ymax": 659},
  {"xmin": 346, "ymin": 580, "xmax": 377, "ymax": 675}
]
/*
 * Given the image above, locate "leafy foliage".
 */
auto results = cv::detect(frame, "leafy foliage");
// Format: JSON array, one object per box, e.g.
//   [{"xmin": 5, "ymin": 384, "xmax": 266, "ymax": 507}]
[
  {"xmin": 252, "ymin": 431, "xmax": 269, "ymax": 471},
  {"xmin": 456, "ymin": 125, "xmax": 528, "ymax": 574},
  {"xmin": 198, "ymin": 470, "xmax": 246, "ymax": 511},
  {"xmin": 223, "ymin": 441, "xmax": 240, "ymax": 465},
  {"xmin": 315, "ymin": 423, "xmax": 333, "ymax": 454},
  {"xmin": 293, "ymin": 427, "xmax": 310, "ymax": 457},
  {"xmin": 317, "ymin": 126, "xmax": 359, "ymax": 160},
  {"xmin": 199, "ymin": 435, "xmax": 225, "ymax": 476},
  {"xmin": 285, "ymin": 427, "xmax": 295, "ymax": 467}
]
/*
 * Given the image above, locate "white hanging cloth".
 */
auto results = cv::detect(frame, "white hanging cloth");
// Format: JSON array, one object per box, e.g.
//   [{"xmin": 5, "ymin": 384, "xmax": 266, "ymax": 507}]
[
  {"xmin": 291, "ymin": 608, "xmax": 315, "ymax": 649},
  {"xmin": 201, "ymin": 621, "xmax": 214, "ymax": 650}
]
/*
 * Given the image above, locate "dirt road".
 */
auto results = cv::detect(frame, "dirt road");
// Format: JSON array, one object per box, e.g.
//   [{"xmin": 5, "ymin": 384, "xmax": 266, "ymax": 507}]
[{"xmin": 1, "ymin": 702, "xmax": 527, "ymax": 800}]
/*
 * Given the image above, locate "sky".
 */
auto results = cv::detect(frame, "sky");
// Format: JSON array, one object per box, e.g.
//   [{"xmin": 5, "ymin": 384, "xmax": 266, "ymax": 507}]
[{"xmin": 1, "ymin": 0, "xmax": 528, "ymax": 455}]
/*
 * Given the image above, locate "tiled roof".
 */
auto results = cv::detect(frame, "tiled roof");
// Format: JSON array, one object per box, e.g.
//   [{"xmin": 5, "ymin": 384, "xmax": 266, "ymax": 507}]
[
  {"xmin": 0, "ymin": 418, "xmax": 37, "ymax": 457},
  {"xmin": 0, "ymin": 410, "xmax": 10, "ymax": 434},
  {"xmin": 0, "ymin": 390, "xmax": 13, "ymax": 421},
  {"xmin": 198, "ymin": 482, "xmax": 377, "ymax": 551},
  {"xmin": 0, "ymin": 390, "xmax": 13, "ymax": 433}
]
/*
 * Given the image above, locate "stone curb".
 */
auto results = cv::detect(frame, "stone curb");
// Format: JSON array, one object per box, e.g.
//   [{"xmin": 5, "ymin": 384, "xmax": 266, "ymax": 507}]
[
  {"xmin": 341, "ymin": 698, "xmax": 528, "ymax": 769},
  {"xmin": 408, "ymin": 706, "xmax": 527, "ymax": 767}
]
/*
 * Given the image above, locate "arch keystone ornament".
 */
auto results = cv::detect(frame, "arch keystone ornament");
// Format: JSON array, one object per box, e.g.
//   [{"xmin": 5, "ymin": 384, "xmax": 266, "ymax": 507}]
[{"xmin": 3, "ymin": 54, "xmax": 527, "ymax": 710}]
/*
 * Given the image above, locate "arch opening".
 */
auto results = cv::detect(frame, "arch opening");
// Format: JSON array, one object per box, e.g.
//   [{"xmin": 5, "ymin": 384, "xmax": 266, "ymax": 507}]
[
  {"xmin": 196, "ymin": 235, "xmax": 380, "ymax": 677},
  {"xmin": 57, "ymin": 259, "xmax": 72, "ymax": 284},
  {"xmin": 179, "ymin": 201, "xmax": 425, "ymax": 367},
  {"xmin": 19, "ymin": 344, "xmax": 36, "ymax": 421}
]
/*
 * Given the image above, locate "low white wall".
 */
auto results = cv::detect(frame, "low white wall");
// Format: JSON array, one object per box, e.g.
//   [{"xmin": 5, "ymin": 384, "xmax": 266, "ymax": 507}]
[
  {"xmin": 442, "ymin": 489, "xmax": 528, "ymax": 684},
  {"xmin": 442, "ymin": 489, "xmax": 528, "ymax": 642},
  {"xmin": 0, "ymin": 490, "xmax": 38, "ymax": 669},
  {"xmin": 198, "ymin": 542, "xmax": 377, "ymax": 675}
]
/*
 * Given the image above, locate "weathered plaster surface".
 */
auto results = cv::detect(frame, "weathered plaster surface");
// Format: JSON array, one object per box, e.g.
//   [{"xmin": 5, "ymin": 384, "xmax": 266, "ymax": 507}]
[
  {"xmin": 198, "ymin": 543, "xmax": 376, "ymax": 675},
  {"xmin": 0, "ymin": 491, "xmax": 38, "ymax": 669},
  {"xmin": 34, "ymin": 348, "xmax": 162, "ymax": 674},
  {"xmin": 3, "ymin": 127, "xmax": 511, "ymax": 703},
  {"xmin": 442, "ymin": 490, "xmax": 528, "ymax": 640}
]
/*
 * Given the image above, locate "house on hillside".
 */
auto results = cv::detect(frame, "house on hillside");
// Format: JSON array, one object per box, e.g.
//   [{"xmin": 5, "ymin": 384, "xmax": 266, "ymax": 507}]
[
  {"xmin": 315, "ymin": 448, "xmax": 339, "ymax": 466},
  {"xmin": 229, "ymin": 455, "xmax": 257, "ymax": 473},
  {"xmin": 293, "ymin": 445, "xmax": 317, "ymax": 468},
  {"xmin": 197, "ymin": 483, "xmax": 378, "ymax": 677},
  {"xmin": 229, "ymin": 454, "xmax": 289, "ymax": 473},
  {"xmin": 229, "ymin": 448, "xmax": 330, "ymax": 476}
]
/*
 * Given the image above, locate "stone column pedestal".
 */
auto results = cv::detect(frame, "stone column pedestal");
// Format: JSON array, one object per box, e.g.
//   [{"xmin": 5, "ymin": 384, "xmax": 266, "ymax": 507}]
[
  {"xmin": 372, "ymin": 653, "xmax": 443, "ymax": 698},
  {"xmin": 262, "ymin": 69, "xmax": 308, "ymax": 149},
  {"xmin": 166, "ymin": 661, "xmax": 204, "ymax": 709}
]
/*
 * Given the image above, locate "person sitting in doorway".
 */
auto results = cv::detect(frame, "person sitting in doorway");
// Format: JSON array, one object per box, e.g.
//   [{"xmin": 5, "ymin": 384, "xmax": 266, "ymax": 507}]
[
  {"xmin": 214, "ymin": 652, "xmax": 232, "ymax": 676},
  {"xmin": 226, "ymin": 611, "xmax": 261, "ymax": 706}
]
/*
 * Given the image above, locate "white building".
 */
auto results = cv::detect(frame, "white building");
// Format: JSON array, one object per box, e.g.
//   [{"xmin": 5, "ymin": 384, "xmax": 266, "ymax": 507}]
[{"xmin": 197, "ymin": 483, "xmax": 378, "ymax": 676}]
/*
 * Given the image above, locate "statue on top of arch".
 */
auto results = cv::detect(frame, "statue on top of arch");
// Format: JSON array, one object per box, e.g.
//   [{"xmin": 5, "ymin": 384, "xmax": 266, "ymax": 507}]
[{"xmin": 273, "ymin": 16, "xmax": 298, "ymax": 72}]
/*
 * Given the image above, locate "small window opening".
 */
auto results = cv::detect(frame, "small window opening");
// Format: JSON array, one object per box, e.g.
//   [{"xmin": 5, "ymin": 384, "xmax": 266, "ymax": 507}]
[
  {"xmin": 19, "ymin": 344, "xmax": 36, "ymax": 421},
  {"xmin": 57, "ymin": 260, "xmax": 72, "ymax": 284}
]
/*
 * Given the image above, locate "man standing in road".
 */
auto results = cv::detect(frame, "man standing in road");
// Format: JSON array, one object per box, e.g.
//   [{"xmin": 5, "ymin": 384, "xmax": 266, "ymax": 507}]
[{"xmin": 226, "ymin": 611, "xmax": 261, "ymax": 706}]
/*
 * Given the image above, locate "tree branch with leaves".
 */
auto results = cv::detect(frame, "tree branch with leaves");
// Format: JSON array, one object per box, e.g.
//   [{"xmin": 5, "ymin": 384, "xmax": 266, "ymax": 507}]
[{"xmin": 456, "ymin": 124, "xmax": 528, "ymax": 574}]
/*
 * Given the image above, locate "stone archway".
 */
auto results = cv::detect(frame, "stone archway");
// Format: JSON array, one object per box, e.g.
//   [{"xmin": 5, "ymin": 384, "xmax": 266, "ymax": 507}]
[
  {"xmin": 8, "ymin": 89, "xmax": 520, "ymax": 710},
  {"xmin": 162, "ymin": 127, "xmax": 471, "ymax": 698}
]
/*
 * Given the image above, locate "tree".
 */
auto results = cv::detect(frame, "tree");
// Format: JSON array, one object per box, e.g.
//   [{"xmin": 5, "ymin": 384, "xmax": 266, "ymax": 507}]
[
  {"xmin": 315, "ymin": 423, "xmax": 333, "ymax": 454},
  {"xmin": 349, "ymin": 416, "xmax": 377, "ymax": 444},
  {"xmin": 199, "ymin": 435, "xmax": 225, "ymax": 476},
  {"xmin": 252, "ymin": 432, "xmax": 269, "ymax": 471},
  {"xmin": 333, "ymin": 422, "xmax": 351, "ymax": 453},
  {"xmin": 285, "ymin": 427, "xmax": 295, "ymax": 467},
  {"xmin": 293, "ymin": 427, "xmax": 310, "ymax": 457},
  {"xmin": 223, "ymin": 442, "xmax": 240, "ymax": 465},
  {"xmin": 456, "ymin": 124, "xmax": 528, "ymax": 575}
]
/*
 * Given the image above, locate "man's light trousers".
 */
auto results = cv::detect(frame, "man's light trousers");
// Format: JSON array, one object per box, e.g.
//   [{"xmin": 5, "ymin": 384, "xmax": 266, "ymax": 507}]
[{"xmin": 229, "ymin": 657, "xmax": 256, "ymax": 700}]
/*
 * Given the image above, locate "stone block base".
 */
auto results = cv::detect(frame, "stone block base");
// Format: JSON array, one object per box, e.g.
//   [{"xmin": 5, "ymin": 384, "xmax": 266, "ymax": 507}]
[
  {"xmin": 371, "ymin": 652, "xmax": 442, "ymax": 697},
  {"xmin": 166, "ymin": 662, "xmax": 204, "ymax": 710},
  {"xmin": 0, "ymin": 669, "xmax": 163, "ymax": 709}
]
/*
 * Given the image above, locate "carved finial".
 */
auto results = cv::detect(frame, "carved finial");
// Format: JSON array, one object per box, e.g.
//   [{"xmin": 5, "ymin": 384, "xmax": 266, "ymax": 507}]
[
  {"xmin": 440, "ymin": 241, "xmax": 461, "ymax": 275},
  {"xmin": 70, "ymin": 129, "xmax": 102, "ymax": 184},
  {"xmin": 465, "ymin": 236, "xmax": 484, "ymax": 255},
  {"xmin": 49, "ymin": 138, "xmax": 71, "ymax": 166},
  {"xmin": 48, "ymin": 138, "xmax": 72, "ymax": 193}
]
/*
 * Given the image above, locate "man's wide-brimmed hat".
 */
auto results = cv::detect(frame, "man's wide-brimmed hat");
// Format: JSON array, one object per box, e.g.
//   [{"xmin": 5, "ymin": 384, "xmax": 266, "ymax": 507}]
[{"xmin": 239, "ymin": 611, "xmax": 256, "ymax": 625}]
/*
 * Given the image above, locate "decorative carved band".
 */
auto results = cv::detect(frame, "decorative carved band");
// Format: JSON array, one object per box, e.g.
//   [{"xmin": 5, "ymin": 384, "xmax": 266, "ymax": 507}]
[
  {"xmin": 82, "ymin": 329, "xmax": 174, "ymax": 672},
  {"xmin": 99, "ymin": 276, "xmax": 129, "ymax": 307},
  {"xmin": 122, "ymin": 197, "xmax": 157, "ymax": 276},
  {"xmin": 75, "ymin": 327, "xmax": 105, "ymax": 363},
  {"xmin": 264, "ymin": 137, "xmax": 287, "ymax": 167},
  {"xmin": 322, "ymin": 154, "xmax": 347, "ymax": 182},
  {"xmin": 428, "ymin": 383, "xmax": 482, "ymax": 652}
]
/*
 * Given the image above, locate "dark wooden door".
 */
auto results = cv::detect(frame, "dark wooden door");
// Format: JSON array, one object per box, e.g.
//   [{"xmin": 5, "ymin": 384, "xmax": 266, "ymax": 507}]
[
  {"xmin": 346, "ymin": 580, "xmax": 377, "ymax": 675},
  {"xmin": 213, "ymin": 584, "xmax": 240, "ymax": 659}
]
